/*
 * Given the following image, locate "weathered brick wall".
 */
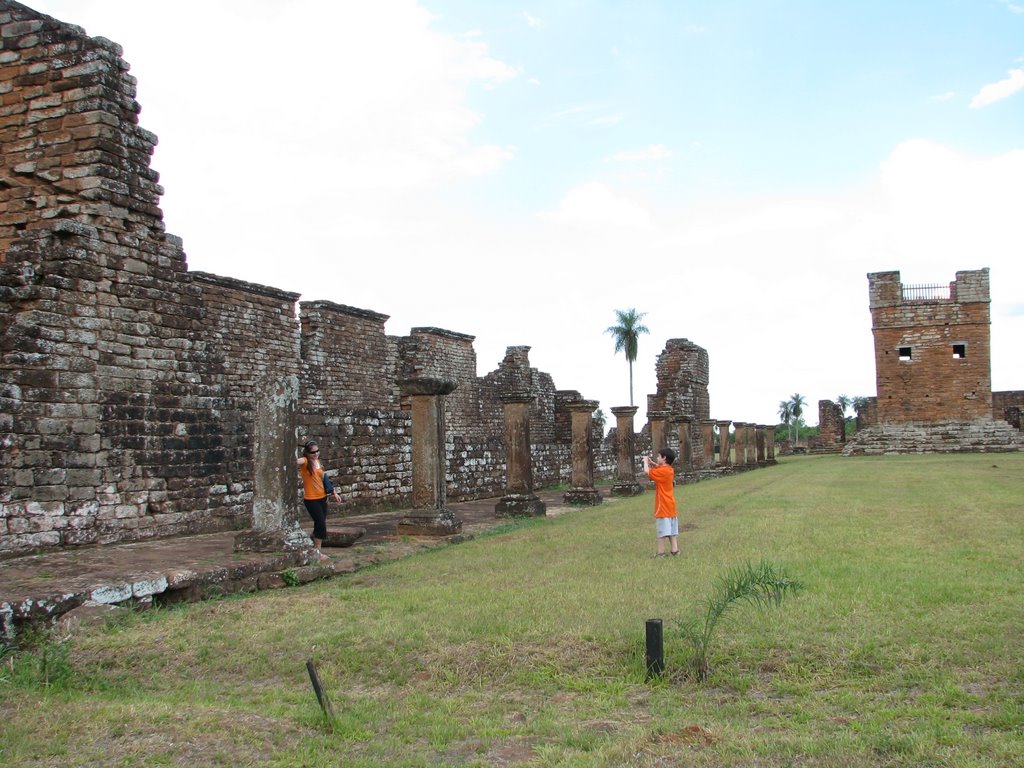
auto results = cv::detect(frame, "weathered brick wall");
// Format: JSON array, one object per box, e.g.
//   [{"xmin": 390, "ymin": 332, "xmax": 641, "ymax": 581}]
[
  {"xmin": 1, "ymin": 2, "xmax": 164, "ymax": 255},
  {"xmin": 190, "ymin": 272, "xmax": 301, "ymax": 511},
  {"xmin": 818, "ymin": 399, "xmax": 845, "ymax": 446},
  {"xmin": 301, "ymin": 301, "xmax": 399, "ymax": 412},
  {"xmin": 0, "ymin": 1, "xmax": 669, "ymax": 557},
  {"xmin": 1, "ymin": 3, "xmax": 251, "ymax": 557},
  {"xmin": 648, "ymin": 338, "xmax": 711, "ymax": 421},
  {"xmin": 869, "ymin": 269, "xmax": 992, "ymax": 423},
  {"xmin": 856, "ymin": 397, "xmax": 878, "ymax": 431},
  {"xmin": 992, "ymin": 391, "xmax": 1024, "ymax": 428}
]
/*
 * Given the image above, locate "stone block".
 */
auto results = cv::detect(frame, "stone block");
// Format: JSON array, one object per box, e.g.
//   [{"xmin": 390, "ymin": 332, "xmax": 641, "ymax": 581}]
[{"xmin": 322, "ymin": 527, "xmax": 365, "ymax": 548}]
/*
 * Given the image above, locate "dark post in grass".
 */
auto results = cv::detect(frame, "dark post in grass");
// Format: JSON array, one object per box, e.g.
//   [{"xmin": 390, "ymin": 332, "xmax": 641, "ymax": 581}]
[
  {"xmin": 305, "ymin": 659, "xmax": 336, "ymax": 722},
  {"xmin": 645, "ymin": 618, "xmax": 664, "ymax": 680}
]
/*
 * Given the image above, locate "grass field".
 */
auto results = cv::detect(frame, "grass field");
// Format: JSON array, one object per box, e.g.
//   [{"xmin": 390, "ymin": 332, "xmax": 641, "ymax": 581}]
[{"xmin": 2, "ymin": 453, "xmax": 1022, "ymax": 767}]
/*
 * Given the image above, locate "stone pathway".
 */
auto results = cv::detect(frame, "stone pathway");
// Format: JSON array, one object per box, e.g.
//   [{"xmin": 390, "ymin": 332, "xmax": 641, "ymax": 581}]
[{"xmin": 0, "ymin": 490, "xmax": 601, "ymax": 641}]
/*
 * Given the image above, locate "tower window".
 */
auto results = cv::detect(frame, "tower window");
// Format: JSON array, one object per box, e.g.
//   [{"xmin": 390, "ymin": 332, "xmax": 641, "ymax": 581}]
[
  {"xmin": 898, "ymin": 346, "xmax": 912, "ymax": 361},
  {"xmin": 952, "ymin": 343, "xmax": 966, "ymax": 359}
]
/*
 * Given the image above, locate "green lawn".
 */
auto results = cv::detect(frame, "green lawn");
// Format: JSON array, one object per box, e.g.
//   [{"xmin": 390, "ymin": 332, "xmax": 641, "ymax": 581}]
[{"xmin": 2, "ymin": 453, "xmax": 1022, "ymax": 767}]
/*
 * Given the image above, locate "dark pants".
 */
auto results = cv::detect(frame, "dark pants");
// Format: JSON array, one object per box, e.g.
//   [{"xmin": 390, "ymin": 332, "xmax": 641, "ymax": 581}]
[{"xmin": 303, "ymin": 496, "xmax": 328, "ymax": 540}]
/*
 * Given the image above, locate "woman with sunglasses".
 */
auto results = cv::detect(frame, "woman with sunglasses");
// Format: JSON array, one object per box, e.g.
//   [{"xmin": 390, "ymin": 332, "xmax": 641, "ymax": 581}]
[{"xmin": 297, "ymin": 440, "xmax": 341, "ymax": 560}]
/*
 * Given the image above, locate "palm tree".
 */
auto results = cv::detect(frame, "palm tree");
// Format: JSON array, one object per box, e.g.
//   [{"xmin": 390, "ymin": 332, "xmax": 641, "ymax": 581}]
[
  {"xmin": 836, "ymin": 394, "xmax": 851, "ymax": 417},
  {"xmin": 788, "ymin": 393, "xmax": 806, "ymax": 445},
  {"xmin": 778, "ymin": 400, "xmax": 793, "ymax": 443},
  {"xmin": 605, "ymin": 308, "xmax": 649, "ymax": 407}
]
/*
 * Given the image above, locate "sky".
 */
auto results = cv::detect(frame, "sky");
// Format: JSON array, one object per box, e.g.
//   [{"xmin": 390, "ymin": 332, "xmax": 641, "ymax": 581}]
[{"xmin": 26, "ymin": 0, "xmax": 1024, "ymax": 429}]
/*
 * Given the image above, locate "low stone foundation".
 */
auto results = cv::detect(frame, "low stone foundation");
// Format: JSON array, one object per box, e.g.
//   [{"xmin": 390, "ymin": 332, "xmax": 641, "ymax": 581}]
[{"xmin": 842, "ymin": 420, "xmax": 1024, "ymax": 456}]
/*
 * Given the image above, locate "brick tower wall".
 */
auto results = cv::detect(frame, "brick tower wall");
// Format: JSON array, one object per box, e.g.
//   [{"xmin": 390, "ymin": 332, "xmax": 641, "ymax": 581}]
[{"xmin": 868, "ymin": 269, "xmax": 992, "ymax": 423}]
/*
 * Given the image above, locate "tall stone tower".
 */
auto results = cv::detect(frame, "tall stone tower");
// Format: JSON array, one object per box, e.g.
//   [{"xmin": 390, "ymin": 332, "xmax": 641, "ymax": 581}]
[
  {"xmin": 647, "ymin": 338, "xmax": 711, "ymax": 421},
  {"xmin": 868, "ymin": 269, "xmax": 992, "ymax": 423}
]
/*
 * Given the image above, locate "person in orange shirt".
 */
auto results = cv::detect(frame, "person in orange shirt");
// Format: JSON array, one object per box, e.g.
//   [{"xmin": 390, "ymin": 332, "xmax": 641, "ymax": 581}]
[
  {"xmin": 643, "ymin": 447, "xmax": 679, "ymax": 557},
  {"xmin": 297, "ymin": 440, "xmax": 341, "ymax": 560}
]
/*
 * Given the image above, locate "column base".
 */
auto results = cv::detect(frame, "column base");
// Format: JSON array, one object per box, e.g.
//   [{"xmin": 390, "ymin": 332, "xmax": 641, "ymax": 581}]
[
  {"xmin": 610, "ymin": 482, "xmax": 644, "ymax": 497},
  {"xmin": 233, "ymin": 526, "xmax": 312, "ymax": 553},
  {"xmin": 563, "ymin": 487, "xmax": 603, "ymax": 506},
  {"xmin": 495, "ymin": 494, "xmax": 547, "ymax": 518},
  {"xmin": 395, "ymin": 508, "xmax": 463, "ymax": 536}
]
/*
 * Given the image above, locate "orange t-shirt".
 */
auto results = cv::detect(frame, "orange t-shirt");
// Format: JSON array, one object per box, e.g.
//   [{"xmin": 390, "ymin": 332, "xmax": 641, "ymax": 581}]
[
  {"xmin": 297, "ymin": 457, "xmax": 327, "ymax": 500},
  {"xmin": 647, "ymin": 464, "xmax": 677, "ymax": 518}
]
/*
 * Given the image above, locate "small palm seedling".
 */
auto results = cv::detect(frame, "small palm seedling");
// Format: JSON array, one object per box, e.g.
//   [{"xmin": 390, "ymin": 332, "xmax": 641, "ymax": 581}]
[{"xmin": 676, "ymin": 560, "xmax": 803, "ymax": 682}]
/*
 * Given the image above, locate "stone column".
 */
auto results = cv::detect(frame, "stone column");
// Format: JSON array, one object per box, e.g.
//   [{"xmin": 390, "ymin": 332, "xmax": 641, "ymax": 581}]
[
  {"xmin": 496, "ymin": 394, "xmax": 547, "ymax": 517},
  {"xmin": 733, "ymin": 422, "xmax": 748, "ymax": 465},
  {"xmin": 755, "ymin": 425, "xmax": 766, "ymax": 463},
  {"xmin": 235, "ymin": 374, "xmax": 311, "ymax": 553},
  {"xmin": 610, "ymin": 406, "xmax": 643, "ymax": 496},
  {"xmin": 564, "ymin": 400, "xmax": 602, "ymax": 506},
  {"xmin": 766, "ymin": 426, "xmax": 776, "ymax": 460},
  {"xmin": 395, "ymin": 378, "xmax": 462, "ymax": 535},
  {"xmin": 676, "ymin": 417, "xmax": 693, "ymax": 471},
  {"xmin": 647, "ymin": 410, "xmax": 670, "ymax": 455},
  {"xmin": 716, "ymin": 420, "xmax": 732, "ymax": 466},
  {"xmin": 700, "ymin": 420, "xmax": 715, "ymax": 469}
]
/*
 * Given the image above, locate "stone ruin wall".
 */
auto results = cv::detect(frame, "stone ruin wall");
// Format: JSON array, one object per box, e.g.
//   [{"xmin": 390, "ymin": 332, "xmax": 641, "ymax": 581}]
[
  {"xmin": 992, "ymin": 391, "xmax": 1024, "ymax": 430},
  {"xmin": 644, "ymin": 338, "xmax": 712, "ymax": 460},
  {"xmin": 817, "ymin": 400, "xmax": 845, "ymax": 448},
  {"xmin": 869, "ymin": 269, "xmax": 993, "ymax": 423},
  {"xmin": 0, "ymin": 2, "xmax": 691, "ymax": 559}
]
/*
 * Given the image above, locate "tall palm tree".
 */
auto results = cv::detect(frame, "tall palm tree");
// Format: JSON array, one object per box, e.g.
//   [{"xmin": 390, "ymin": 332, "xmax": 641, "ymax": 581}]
[
  {"xmin": 605, "ymin": 308, "xmax": 649, "ymax": 407},
  {"xmin": 836, "ymin": 394, "xmax": 851, "ymax": 417},
  {"xmin": 778, "ymin": 400, "xmax": 793, "ymax": 443},
  {"xmin": 788, "ymin": 393, "xmax": 806, "ymax": 445}
]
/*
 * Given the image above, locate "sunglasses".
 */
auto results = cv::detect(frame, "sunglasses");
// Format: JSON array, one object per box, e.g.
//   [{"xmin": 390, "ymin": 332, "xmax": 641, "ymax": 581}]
[{"xmin": 307, "ymin": 449, "xmax": 319, "ymax": 454}]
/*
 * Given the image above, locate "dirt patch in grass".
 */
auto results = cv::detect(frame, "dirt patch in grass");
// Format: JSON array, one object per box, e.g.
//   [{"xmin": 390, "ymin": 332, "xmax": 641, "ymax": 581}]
[
  {"xmin": 0, "ymin": 703, "xmax": 312, "ymax": 767},
  {"xmin": 417, "ymin": 636, "xmax": 619, "ymax": 689}
]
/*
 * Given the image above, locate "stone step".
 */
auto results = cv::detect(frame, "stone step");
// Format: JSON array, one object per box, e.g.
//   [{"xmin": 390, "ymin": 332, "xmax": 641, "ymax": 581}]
[{"xmin": 843, "ymin": 419, "xmax": 1024, "ymax": 455}]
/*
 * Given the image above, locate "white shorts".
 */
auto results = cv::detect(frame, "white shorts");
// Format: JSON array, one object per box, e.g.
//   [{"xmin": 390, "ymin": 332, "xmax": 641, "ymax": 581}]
[{"xmin": 656, "ymin": 517, "xmax": 679, "ymax": 538}]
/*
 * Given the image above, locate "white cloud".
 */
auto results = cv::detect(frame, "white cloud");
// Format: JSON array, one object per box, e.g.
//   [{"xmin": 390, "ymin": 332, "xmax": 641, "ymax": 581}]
[
  {"xmin": 538, "ymin": 182, "xmax": 655, "ymax": 230},
  {"xmin": 523, "ymin": 12, "xmax": 543, "ymax": 28},
  {"xmin": 969, "ymin": 68, "xmax": 1024, "ymax": 108},
  {"xmin": 608, "ymin": 144, "xmax": 676, "ymax": 162},
  {"xmin": 541, "ymin": 103, "xmax": 624, "ymax": 129},
  {"xmin": 454, "ymin": 144, "xmax": 517, "ymax": 175},
  {"xmin": 589, "ymin": 112, "xmax": 626, "ymax": 126},
  {"xmin": 931, "ymin": 91, "xmax": 955, "ymax": 102}
]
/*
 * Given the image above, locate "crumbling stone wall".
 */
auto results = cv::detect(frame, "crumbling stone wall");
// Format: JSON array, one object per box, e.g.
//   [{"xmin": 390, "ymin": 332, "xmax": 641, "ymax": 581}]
[
  {"xmin": 647, "ymin": 338, "xmax": 711, "ymax": 420},
  {"xmin": 0, "ymin": 2, "xmax": 656, "ymax": 558},
  {"xmin": 646, "ymin": 338, "xmax": 711, "ymax": 461},
  {"xmin": 818, "ymin": 399, "xmax": 845, "ymax": 447},
  {"xmin": 992, "ymin": 391, "xmax": 1024, "ymax": 429},
  {"xmin": 869, "ymin": 270, "xmax": 992, "ymax": 423},
  {"xmin": 1, "ymin": 2, "xmax": 253, "ymax": 556},
  {"xmin": 856, "ymin": 397, "xmax": 878, "ymax": 431}
]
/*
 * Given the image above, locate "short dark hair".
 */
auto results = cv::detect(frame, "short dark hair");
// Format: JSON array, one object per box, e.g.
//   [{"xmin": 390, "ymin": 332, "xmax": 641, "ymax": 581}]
[{"xmin": 659, "ymin": 447, "xmax": 676, "ymax": 465}]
